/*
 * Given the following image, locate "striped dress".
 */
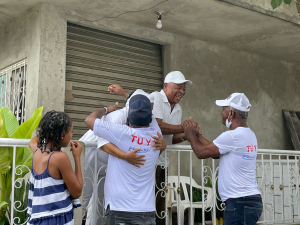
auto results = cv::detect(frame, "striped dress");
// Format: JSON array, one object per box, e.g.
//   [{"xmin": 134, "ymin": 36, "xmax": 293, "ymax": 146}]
[{"xmin": 27, "ymin": 150, "xmax": 81, "ymax": 225}]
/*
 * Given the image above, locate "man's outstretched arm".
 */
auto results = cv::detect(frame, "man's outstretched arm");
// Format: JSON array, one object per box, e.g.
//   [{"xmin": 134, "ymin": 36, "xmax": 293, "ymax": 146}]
[
  {"xmin": 155, "ymin": 118, "xmax": 184, "ymax": 135},
  {"xmin": 108, "ymin": 84, "xmax": 129, "ymax": 98},
  {"xmin": 85, "ymin": 102, "xmax": 118, "ymax": 130},
  {"xmin": 85, "ymin": 102, "xmax": 147, "ymax": 167},
  {"xmin": 182, "ymin": 120, "xmax": 220, "ymax": 159}
]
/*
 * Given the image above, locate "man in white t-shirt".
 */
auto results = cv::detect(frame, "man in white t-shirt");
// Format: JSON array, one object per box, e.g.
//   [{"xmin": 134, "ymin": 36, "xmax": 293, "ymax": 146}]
[
  {"xmin": 85, "ymin": 94, "xmax": 162, "ymax": 225},
  {"xmin": 80, "ymin": 107, "xmax": 142, "ymax": 224},
  {"xmin": 80, "ymin": 90, "xmax": 165, "ymax": 224},
  {"xmin": 182, "ymin": 93, "xmax": 262, "ymax": 225},
  {"xmin": 108, "ymin": 71, "xmax": 193, "ymax": 224}
]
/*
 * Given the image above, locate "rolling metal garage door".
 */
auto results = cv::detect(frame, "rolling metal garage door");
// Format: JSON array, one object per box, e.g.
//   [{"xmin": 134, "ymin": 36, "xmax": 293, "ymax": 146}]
[{"xmin": 65, "ymin": 23, "xmax": 163, "ymax": 139}]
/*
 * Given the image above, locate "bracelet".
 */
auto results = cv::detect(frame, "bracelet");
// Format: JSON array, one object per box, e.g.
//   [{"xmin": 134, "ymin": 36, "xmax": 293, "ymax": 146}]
[
  {"xmin": 180, "ymin": 133, "xmax": 185, "ymax": 141},
  {"xmin": 103, "ymin": 107, "xmax": 108, "ymax": 115}
]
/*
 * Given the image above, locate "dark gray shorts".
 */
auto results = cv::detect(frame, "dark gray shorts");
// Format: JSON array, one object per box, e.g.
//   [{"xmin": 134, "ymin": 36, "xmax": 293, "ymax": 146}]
[{"xmin": 103, "ymin": 205, "xmax": 156, "ymax": 225}]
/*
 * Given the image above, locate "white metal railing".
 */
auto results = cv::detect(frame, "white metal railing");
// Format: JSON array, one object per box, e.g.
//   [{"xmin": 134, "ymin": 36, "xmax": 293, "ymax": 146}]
[
  {"xmin": 0, "ymin": 59, "xmax": 27, "ymax": 124},
  {"xmin": 0, "ymin": 138, "xmax": 31, "ymax": 225},
  {"xmin": 1, "ymin": 138, "xmax": 300, "ymax": 225}
]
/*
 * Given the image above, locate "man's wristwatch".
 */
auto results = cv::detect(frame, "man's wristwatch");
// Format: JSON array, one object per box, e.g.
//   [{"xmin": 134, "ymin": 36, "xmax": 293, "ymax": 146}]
[
  {"xmin": 180, "ymin": 133, "xmax": 185, "ymax": 141},
  {"xmin": 103, "ymin": 107, "xmax": 108, "ymax": 115}
]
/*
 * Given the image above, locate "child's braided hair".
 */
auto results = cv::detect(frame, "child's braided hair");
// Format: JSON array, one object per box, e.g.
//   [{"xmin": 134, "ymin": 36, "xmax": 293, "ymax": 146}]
[{"xmin": 37, "ymin": 110, "xmax": 72, "ymax": 153}]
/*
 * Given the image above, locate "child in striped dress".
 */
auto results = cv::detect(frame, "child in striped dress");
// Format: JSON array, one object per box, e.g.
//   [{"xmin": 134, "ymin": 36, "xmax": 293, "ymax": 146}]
[{"xmin": 27, "ymin": 111, "xmax": 83, "ymax": 225}]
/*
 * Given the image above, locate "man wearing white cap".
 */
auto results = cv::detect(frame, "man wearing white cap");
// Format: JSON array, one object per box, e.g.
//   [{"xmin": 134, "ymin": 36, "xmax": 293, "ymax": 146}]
[
  {"xmin": 182, "ymin": 93, "xmax": 262, "ymax": 225},
  {"xmin": 108, "ymin": 71, "xmax": 193, "ymax": 224}
]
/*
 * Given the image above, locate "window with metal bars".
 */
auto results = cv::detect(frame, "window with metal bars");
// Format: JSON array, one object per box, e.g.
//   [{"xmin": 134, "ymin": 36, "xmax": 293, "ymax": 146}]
[{"xmin": 0, "ymin": 59, "xmax": 27, "ymax": 124}]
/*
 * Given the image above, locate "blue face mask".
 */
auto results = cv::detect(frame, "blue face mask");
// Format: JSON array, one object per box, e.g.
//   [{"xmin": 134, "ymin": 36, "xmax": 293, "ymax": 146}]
[{"xmin": 225, "ymin": 111, "xmax": 232, "ymax": 129}]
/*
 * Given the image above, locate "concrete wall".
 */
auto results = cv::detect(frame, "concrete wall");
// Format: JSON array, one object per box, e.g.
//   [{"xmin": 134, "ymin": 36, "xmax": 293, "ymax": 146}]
[
  {"xmin": 4, "ymin": 3, "xmax": 298, "ymax": 151},
  {"xmin": 0, "ymin": 5, "xmax": 41, "ymax": 120},
  {"xmin": 0, "ymin": 3, "xmax": 66, "ymax": 118},
  {"xmin": 166, "ymin": 35, "xmax": 300, "ymax": 178},
  {"xmin": 1, "ymin": 2, "xmax": 300, "ymax": 221},
  {"xmin": 169, "ymin": 35, "xmax": 300, "ymax": 150},
  {"xmin": 38, "ymin": 4, "xmax": 66, "ymax": 112},
  {"xmin": 221, "ymin": 0, "xmax": 300, "ymax": 25}
]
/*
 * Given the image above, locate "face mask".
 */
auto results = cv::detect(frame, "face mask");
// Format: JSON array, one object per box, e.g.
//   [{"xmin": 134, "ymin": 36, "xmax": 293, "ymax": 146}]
[{"xmin": 225, "ymin": 111, "xmax": 232, "ymax": 129}]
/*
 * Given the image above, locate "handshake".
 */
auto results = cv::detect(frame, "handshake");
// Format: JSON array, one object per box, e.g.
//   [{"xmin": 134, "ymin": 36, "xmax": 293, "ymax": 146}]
[{"xmin": 181, "ymin": 117, "xmax": 201, "ymax": 141}]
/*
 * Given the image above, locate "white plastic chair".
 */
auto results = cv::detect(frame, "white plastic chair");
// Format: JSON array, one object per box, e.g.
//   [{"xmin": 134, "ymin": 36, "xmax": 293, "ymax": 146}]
[{"xmin": 167, "ymin": 176, "xmax": 214, "ymax": 225}]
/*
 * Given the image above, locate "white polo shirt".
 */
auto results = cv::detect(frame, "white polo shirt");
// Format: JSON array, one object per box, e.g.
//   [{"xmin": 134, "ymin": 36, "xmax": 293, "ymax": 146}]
[
  {"xmin": 93, "ymin": 118, "xmax": 161, "ymax": 212},
  {"xmin": 150, "ymin": 90, "xmax": 182, "ymax": 165},
  {"xmin": 213, "ymin": 127, "xmax": 261, "ymax": 202}
]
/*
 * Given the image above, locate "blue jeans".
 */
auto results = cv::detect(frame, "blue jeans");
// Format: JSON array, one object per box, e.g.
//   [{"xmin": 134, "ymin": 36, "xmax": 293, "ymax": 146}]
[
  {"xmin": 103, "ymin": 205, "xmax": 156, "ymax": 225},
  {"xmin": 224, "ymin": 194, "xmax": 263, "ymax": 225}
]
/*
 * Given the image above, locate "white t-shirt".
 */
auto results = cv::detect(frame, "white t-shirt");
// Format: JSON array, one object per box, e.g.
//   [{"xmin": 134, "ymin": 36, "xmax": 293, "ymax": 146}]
[
  {"xmin": 80, "ymin": 108, "xmax": 128, "ymax": 166},
  {"xmin": 97, "ymin": 108, "xmax": 127, "ymax": 149},
  {"xmin": 213, "ymin": 127, "xmax": 261, "ymax": 202},
  {"xmin": 150, "ymin": 90, "xmax": 182, "ymax": 165},
  {"xmin": 93, "ymin": 118, "xmax": 161, "ymax": 212},
  {"xmin": 95, "ymin": 89, "xmax": 153, "ymax": 161}
]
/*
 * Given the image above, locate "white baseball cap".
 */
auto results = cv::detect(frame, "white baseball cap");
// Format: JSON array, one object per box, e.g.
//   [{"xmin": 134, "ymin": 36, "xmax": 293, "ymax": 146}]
[
  {"xmin": 216, "ymin": 93, "xmax": 252, "ymax": 112},
  {"xmin": 164, "ymin": 71, "xmax": 193, "ymax": 85},
  {"xmin": 125, "ymin": 89, "xmax": 153, "ymax": 108}
]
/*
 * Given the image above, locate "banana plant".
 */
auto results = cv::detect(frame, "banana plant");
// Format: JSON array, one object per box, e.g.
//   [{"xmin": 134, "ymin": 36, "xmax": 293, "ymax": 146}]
[{"xmin": 0, "ymin": 106, "xmax": 43, "ymax": 225}]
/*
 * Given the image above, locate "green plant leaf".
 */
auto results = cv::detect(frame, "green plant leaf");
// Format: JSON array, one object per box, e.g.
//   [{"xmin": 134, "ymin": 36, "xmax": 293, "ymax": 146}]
[
  {"xmin": 0, "ymin": 201, "xmax": 8, "ymax": 222},
  {"xmin": 0, "ymin": 114, "xmax": 8, "ymax": 138},
  {"xmin": 0, "ymin": 106, "xmax": 42, "ymax": 222},
  {"xmin": 0, "ymin": 214, "xmax": 9, "ymax": 225},
  {"xmin": 0, "ymin": 201, "xmax": 8, "ymax": 210},
  {"xmin": 13, "ymin": 180, "xmax": 28, "ymax": 223},
  {"xmin": 8, "ymin": 147, "xmax": 24, "ymax": 174},
  {"xmin": 0, "ymin": 108, "xmax": 18, "ymax": 138},
  {"xmin": 15, "ymin": 147, "xmax": 32, "ymax": 179},
  {"xmin": 271, "ymin": 0, "xmax": 283, "ymax": 9},
  {"xmin": 2, "ymin": 170, "xmax": 12, "ymax": 204},
  {"xmin": 10, "ymin": 106, "xmax": 42, "ymax": 171},
  {"xmin": 11, "ymin": 106, "xmax": 43, "ymax": 139},
  {"xmin": 283, "ymin": 0, "xmax": 292, "ymax": 4},
  {"xmin": 0, "ymin": 148, "xmax": 10, "ymax": 175}
]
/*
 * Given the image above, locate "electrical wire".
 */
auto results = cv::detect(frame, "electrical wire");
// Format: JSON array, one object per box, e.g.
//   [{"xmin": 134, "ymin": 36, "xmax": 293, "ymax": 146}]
[{"xmin": 78, "ymin": 0, "xmax": 168, "ymax": 24}]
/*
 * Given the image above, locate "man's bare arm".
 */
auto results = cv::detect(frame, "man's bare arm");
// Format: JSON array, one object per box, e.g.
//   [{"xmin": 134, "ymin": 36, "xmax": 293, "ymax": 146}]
[
  {"xmin": 101, "ymin": 143, "xmax": 145, "ymax": 167},
  {"xmin": 85, "ymin": 102, "xmax": 118, "ymax": 130},
  {"xmin": 108, "ymin": 84, "xmax": 129, "ymax": 98},
  {"xmin": 172, "ymin": 133, "xmax": 186, "ymax": 144},
  {"xmin": 197, "ymin": 135, "xmax": 219, "ymax": 159},
  {"xmin": 183, "ymin": 120, "xmax": 220, "ymax": 159},
  {"xmin": 189, "ymin": 136, "xmax": 220, "ymax": 159},
  {"xmin": 155, "ymin": 118, "xmax": 184, "ymax": 135}
]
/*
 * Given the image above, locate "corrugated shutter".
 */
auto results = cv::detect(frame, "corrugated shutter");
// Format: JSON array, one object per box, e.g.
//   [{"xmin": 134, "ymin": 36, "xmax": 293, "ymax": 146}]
[{"xmin": 65, "ymin": 23, "xmax": 163, "ymax": 139}]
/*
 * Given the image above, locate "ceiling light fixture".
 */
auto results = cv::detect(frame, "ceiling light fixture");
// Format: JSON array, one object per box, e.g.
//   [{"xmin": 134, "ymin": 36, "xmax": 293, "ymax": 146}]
[{"xmin": 155, "ymin": 11, "xmax": 164, "ymax": 29}]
